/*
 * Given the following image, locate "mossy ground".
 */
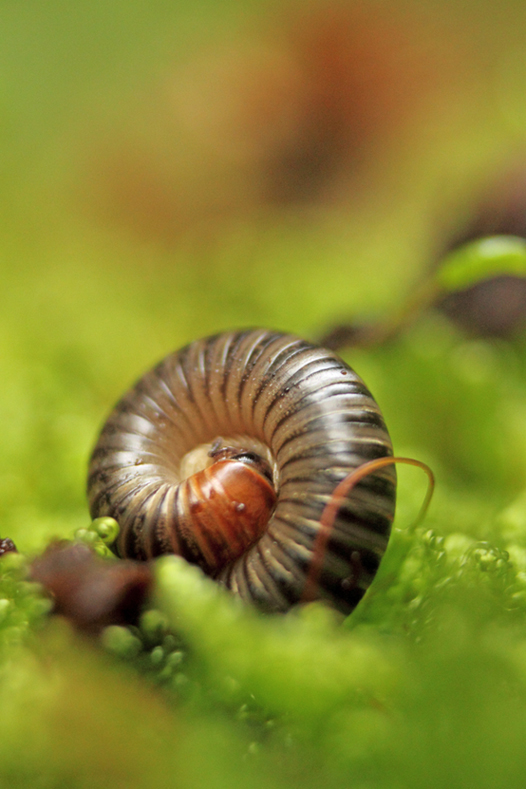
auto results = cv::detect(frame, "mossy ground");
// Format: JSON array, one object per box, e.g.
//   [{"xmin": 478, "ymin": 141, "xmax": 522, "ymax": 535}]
[{"xmin": 2, "ymin": 2, "xmax": 526, "ymax": 787}]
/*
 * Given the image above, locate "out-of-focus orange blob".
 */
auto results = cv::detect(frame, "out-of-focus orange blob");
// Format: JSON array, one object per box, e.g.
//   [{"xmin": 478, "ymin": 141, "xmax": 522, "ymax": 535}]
[{"xmin": 78, "ymin": 3, "xmax": 455, "ymax": 244}]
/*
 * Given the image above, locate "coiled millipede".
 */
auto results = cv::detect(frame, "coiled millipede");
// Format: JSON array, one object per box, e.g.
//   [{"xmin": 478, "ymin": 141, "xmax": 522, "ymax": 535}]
[{"xmin": 87, "ymin": 329, "xmax": 397, "ymax": 614}]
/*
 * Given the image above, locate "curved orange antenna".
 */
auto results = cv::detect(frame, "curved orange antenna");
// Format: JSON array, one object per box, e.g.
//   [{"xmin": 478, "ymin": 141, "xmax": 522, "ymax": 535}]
[{"xmin": 301, "ymin": 456, "xmax": 435, "ymax": 603}]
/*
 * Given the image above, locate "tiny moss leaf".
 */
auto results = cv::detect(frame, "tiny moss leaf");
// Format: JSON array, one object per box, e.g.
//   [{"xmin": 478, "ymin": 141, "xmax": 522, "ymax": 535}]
[{"xmin": 437, "ymin": 235, "xmax": 526, "ymax": 292}]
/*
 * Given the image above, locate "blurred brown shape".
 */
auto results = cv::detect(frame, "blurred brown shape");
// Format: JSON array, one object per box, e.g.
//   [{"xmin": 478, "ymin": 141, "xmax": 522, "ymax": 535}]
[
  {"xmin": 318, "ymin": 321, "xmax": 379, "ymax": 350},
  {"xmin": 261, "ymin": 2, "xmax": 436, "ymax": 204},
  {"xmin": 80, "ymin": 3, "xmax": 444, "ymax": 244},
  {"xmin": 438, "ymin": 276, "xmax": 526, "ymax": 337},
  {"xmin": 437, "ymin": 159, "xmax": 526, "ymax": 337},
  {"xmin": 31, "ymin": 543, "xmax": 152, "ymax": 635},
  {"xmin": 86, "ymin": 150, "xmax": 185, "ymax": 242}
]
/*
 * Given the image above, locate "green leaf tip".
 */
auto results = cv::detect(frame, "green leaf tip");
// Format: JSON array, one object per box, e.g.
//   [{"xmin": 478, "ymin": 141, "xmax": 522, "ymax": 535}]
[{"xmin": 437, "ymin": 235, "xmax": 526, "ymax": 292}]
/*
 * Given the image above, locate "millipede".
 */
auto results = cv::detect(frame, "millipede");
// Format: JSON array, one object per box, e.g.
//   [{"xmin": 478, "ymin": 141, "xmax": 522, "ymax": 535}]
[{"xmin": 87, "ymin": 329, "xmax": 397, "ymax": 614}]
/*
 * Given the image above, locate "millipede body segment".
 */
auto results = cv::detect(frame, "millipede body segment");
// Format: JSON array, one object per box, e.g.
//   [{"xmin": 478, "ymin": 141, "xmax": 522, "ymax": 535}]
[{"xmin": 88, "ymin": 329, "xmax": 396, "ymax": 613}]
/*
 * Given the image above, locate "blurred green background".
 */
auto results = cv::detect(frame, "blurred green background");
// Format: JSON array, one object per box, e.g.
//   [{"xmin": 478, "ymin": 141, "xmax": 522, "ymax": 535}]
[{"xmin": 3, "ymin": 1, "xmax": 526, "ymax": 786}]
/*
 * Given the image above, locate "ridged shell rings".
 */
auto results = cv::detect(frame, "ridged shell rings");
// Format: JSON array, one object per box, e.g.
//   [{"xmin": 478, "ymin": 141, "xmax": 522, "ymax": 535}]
[{"xmin": 87, "ymin": 329, "xmax": 396, "ymax": 613}]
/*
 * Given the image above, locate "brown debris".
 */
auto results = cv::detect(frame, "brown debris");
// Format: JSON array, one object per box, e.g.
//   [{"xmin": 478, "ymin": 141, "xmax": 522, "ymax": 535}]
[{"xmin": 30, "ymin": 542, "xmax": 153, "ymax": 635}]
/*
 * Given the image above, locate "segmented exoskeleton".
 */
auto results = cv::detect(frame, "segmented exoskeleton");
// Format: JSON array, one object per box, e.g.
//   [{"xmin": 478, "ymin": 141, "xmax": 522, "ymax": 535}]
[{"xmin": 88, "ymin": 329, "xmax": 396, "ymax": 613}]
